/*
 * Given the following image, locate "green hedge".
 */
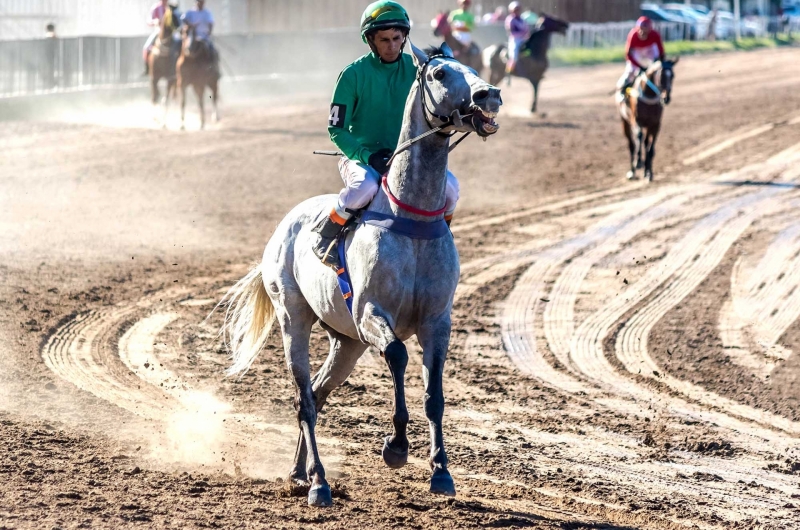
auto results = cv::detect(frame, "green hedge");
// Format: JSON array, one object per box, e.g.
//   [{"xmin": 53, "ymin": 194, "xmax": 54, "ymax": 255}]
[{"xmin": 549, "ymin": 35, "xmax": 797, "ymax": 67}]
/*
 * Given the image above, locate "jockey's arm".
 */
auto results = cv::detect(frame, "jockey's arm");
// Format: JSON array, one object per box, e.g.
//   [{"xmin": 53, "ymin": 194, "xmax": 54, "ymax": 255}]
[
  {"xmin": 327, "ymin": 67, "xmax": 371, "ymax": 165},
  {"xmin": 625, "ymin": 30, "xmax": 644, "ymax": 69},
  {"xmin": 208, "ymin": 22, "xmax": 213, "ymax": 36},
  {"xmin": 654, "ymin": 32, "xmax": 665, "ymax": 61}
]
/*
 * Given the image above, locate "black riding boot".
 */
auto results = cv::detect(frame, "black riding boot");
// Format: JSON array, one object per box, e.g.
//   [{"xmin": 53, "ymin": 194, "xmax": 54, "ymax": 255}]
[{"xmin": 312, "ymin": 214, "xmax": 345, "ymax": 269}]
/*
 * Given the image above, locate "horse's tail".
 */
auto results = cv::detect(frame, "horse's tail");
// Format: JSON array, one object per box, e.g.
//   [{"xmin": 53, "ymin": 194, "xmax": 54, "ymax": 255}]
[{"xmin": 218, "ymin": 264, "xmax": 275, "ymax": 377}]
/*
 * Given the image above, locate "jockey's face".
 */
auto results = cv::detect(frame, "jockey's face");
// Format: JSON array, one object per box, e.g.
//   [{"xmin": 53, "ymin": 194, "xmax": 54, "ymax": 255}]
[
  {"xmin": 196, "ymin": 0, "xmax": 204, "ymax": 9},
  {"xmin": 638, "ymin": 26, "xmax": 651, "ymax": 39},
  {"xmin": 371, "ymin": 28, "xmax": 405, "ymax": 63}
]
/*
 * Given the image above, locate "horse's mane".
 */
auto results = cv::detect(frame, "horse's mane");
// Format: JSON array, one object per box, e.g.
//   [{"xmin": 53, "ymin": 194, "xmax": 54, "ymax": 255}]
[
  {"xmin": 645, "ymin": 61, "xmax": 663, "ymax": 76},
  {"xmin": 424, "ymin": 45, "xmax": 447, "ymax": 57}
]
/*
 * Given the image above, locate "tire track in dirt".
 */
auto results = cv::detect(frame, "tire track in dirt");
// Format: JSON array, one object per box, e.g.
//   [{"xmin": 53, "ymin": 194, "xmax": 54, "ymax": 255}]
[
  {"xmin": 613, "ymin": 186, "xmax": 800, "ymax": 435},
  {"xmin": 720, "ymin": 221, "xmax": 800, "ymax": 378},
  {"xmin": 40, "ymin": 291, "xmax": 309, "ymax": 476}
]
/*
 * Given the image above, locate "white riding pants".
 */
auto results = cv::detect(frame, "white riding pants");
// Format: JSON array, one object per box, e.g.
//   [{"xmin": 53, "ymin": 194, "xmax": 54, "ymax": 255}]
[
  {"xmin": 617, "ymin": 51, "xmax": 658, "ymax": 88},
  {"xmin": 334, "ymin": 157, "xmax": 459, "ymax": 221},
  {"xmin": 143, "ymin": 30, "xmax": 158, "ymax": 59},
  {"xmin": 452, "ymin": 31, "xmax": 473, "ymax": 46}
]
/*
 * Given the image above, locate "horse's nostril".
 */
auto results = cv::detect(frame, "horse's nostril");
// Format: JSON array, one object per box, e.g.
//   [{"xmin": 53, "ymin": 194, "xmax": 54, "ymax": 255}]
[{"xmin": 472, "ymin": 89, "xmax": 489, "ymax": 103}]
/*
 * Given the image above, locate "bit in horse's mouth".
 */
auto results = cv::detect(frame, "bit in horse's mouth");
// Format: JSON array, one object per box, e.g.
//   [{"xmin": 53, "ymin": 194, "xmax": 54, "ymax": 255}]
[{"xmin": 471, "ymin": 106, "xmax": 499, "ymax": 136}]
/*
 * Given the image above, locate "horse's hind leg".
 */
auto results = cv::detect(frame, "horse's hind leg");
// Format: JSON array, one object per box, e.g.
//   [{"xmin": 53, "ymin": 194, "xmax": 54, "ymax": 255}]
[
  {"xmin": 418, "ymin": 317, "xmax": 455, "ymax": 497},
  {"xmin": 289, "ymin": 328, "xmax": 367, "ymax": 484},
  {"xmin": 273, "ymin": 293, "xmax": 332, "ymax": 506},
  {"xmin": 360, "ymin": 312, "xmax": 409, "ymax": 469}
]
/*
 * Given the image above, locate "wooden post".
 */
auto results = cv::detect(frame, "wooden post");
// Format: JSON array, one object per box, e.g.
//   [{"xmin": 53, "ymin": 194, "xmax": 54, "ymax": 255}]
[{"xmin": 734, "ymin": 0, "xmax": 741, "ymax": 41}]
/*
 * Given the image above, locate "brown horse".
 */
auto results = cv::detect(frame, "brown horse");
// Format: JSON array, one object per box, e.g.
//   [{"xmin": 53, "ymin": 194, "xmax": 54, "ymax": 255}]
[
  {"xmin": 176, "ymin": 25, "xmax": 220, "ymax": 130},
  {"xmin": 148, "ymin": 11, "xmax": 179, "ymax": 126},
  {"xmin": 618, "ymin": 58, "xmax": 678, "ymax": 182},
  {"xmin": 483, "ymin": 14, "xmax": 569, "ymax": 113},
  {"xmin": 430, "ymin": 11, "xmax": 483, "ymax": 73}
]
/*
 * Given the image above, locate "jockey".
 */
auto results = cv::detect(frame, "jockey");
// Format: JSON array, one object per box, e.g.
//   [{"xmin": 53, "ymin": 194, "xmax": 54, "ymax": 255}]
[
  {"xmin": 505, "ymin": 1, "xmax": 528, "ymax": 73},
  {"xmin": 448, "ymin": 0, "xmax": 476, "ymax": 47},
  {"xmin": 181, "ymin": 0, "xmax": 219, "ymax": 71},
  {"xmin": 142, "ymin": 0, "xmax": 169, "ymax": 74},
  {"xmin": 312, "ymin": 0, "xmax": 460, "ymax": 268},
  {"xmin": 617, "ymin": 16, "xmax": 665, "ymax": 95}
]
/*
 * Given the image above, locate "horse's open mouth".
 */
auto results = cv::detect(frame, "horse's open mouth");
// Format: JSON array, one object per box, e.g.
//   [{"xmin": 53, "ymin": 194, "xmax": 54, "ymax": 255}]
[{"xmin": 471, "ymin": 107, "xmax": 499, "ymax": 137}]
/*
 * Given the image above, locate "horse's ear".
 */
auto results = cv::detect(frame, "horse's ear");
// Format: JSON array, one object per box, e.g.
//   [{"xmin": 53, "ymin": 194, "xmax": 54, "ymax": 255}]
[
  {"xmin": 409, "ymin": 41, "xmax": 427, "ymax": 68},
  {"xmin": 440, "ymin": 42, "xmax": 455, "ymax": 58}
]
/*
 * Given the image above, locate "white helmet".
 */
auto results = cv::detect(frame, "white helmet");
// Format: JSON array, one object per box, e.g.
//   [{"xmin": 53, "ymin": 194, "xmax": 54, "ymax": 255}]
[{"xmin": 508, "ymin": 1, "xmax": 521, "ymax": 11}]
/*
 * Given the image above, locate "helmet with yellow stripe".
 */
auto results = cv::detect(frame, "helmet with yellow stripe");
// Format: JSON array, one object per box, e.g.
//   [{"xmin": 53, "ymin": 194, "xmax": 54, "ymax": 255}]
[{"xmin": 360, "ymin": 1, "xmax": 411, "ymax": 43}]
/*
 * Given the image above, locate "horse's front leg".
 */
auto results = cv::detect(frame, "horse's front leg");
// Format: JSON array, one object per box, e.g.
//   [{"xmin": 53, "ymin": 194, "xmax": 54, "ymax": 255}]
[
  {"xmin": 274, "ymin": 294, "xmax": 331, "ymax": 507},
  {"xmin": 530, "ymin": 78, "xmax": 540, "ymax": 113},
  {"xmin": 359, "ymin": 310, "xmax": 409, "ymax": 469},
  {"xmin": 636, "ymin": 127, "xmax": 644, "ymax": 169},
  {"xmin": 622, "ymin": 119, "xmax": 637, "ymax": 180},
  {"xmin": 179, "ymin": 79, "xmax": 186, "ymax": 130},
  {"xmin": 210, "ymin": 79, "xmax": 219, "ymax": 122},
  {"xmin": 418, "ymin": 317, "xmax": 455, "ymax": 497},
  {"xmin": 644, "ymin": 127, "xmax": 660, "ymax": 182},
  {"xmin": 194, "ymin": 84, "xmax": 205, "ymax": 130}
]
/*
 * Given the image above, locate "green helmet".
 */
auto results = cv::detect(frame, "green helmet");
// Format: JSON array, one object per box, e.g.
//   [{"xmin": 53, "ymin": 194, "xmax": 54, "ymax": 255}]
[{"xmin": 360, "ymin": 1, "xmax": 411, "ymax": 43}]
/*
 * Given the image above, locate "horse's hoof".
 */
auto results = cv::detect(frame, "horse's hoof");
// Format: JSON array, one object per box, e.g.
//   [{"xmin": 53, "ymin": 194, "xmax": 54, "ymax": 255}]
[
  {"xmin": 636, "ymin": 159, "xmax": 643, "ymax": 169},
  {"xmin": 382, "ymin": 436, "xmax": 408, "ymax": 469},
  {"xmin": 288, "ymin": 467, "xmax": 308, "ymax": 485},
  {"xmin": 646, "ymin": 172, "xmax": 654, "ymax": 182},
  {"xmin": 626, "ymin": 171, "xmax": 638, "ymax": 180},
  {"xmin": 307, "ymin": 483, "xmax": 332, "ymax": 507},
  {"xmin": 430, "ymin": 469, "xmax": 456, "ymax": 497}
]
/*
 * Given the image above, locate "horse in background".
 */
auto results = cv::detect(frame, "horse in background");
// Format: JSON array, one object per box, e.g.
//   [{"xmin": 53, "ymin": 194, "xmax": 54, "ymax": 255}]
[
  {"xmin": 431, "ymin": 11, "xmax": 483, "ymax": 73},
  {"xmin": 148, "ymin": 8, "xmax": 179, "ymax": 126},
  {"xmin": 618, "ymin": 58, "xmax": 679, "ymax": 182},
  {"xmin": 176, "ymin": 25, "xmax": 220, "ymax": 130},
  {"xmin": 483, "ymin": 14, "xmax": 569, "ymax": 113}
]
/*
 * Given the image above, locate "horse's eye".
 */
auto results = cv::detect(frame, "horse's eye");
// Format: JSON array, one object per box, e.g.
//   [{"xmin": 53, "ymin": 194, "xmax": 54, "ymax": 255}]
[{"xmin": 433, "ymin": 69, "xmax": 445, "ymax": 81}]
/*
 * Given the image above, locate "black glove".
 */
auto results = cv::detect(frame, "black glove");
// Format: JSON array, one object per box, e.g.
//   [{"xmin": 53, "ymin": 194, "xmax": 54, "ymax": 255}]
[{"xmin": 368, "ymin": 148, "xmax": 393, "ymax": 175}]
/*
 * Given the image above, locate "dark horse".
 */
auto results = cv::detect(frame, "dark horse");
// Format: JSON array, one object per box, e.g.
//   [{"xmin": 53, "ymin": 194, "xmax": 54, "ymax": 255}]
[
  {"xmin": 618, "ymin": 58, "xmax": 678, "ymax": 182},
  {"xmin": 148, "ymin": 9, "xmax": 180, "ymax": 126},
  {"xmin": 177, "ymin": 25, "xmax": 220, "ymax": 130},
  {"xmin": 483, "ymin": 14, "xmax": 569, "ymax": 113}
]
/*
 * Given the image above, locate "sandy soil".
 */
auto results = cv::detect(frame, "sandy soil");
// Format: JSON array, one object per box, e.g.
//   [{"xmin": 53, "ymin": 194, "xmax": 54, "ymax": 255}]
[{"xmin": 2, "ymin": 47, "xmax": 800, "ymax": 529}]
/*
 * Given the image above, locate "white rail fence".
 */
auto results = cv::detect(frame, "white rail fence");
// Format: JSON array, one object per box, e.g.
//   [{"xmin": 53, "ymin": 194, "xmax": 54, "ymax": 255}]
[{"xmin": 1, "ymin": 17, "xmax": 796, "ymax": 98}]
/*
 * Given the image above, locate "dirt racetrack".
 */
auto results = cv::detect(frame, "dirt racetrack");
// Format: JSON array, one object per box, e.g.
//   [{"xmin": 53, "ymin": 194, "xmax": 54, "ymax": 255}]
[{"xmin": 3, "ymin": 47, "xmax": 800, "ymax": 529}]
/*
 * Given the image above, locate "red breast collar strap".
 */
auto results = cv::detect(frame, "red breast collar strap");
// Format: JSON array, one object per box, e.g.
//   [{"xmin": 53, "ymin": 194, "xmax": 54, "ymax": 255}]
[{"xmin": 381, "ymin": 176, "xmax": 447, "ymax": 217}]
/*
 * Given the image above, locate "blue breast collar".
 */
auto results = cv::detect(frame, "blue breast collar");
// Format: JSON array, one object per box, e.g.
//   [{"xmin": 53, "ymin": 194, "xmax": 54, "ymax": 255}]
[{"xmin": 335, "ymin": 211, "xmax": 450, "ymax": 314}]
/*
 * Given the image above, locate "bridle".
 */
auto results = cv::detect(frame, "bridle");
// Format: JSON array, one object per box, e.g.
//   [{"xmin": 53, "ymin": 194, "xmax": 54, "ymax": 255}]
[
  {"xmin": 382, "ymin": 52, "xmax": 480, "ymax": 217},
  {"xmin": 387, "ymin": 53, "xmax": 476, "ymax": 167}
]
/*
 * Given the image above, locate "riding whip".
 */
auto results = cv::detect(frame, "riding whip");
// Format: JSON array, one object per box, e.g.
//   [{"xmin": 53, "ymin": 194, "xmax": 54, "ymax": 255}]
[{"xmin": 313, "ymin": 150, "xmax": 344, "ymax": 156}]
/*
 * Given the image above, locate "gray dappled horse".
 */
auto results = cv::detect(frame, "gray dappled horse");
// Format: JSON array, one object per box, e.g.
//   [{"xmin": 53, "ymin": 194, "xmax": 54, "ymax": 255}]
[
  {"xmin": 618, "ymin": 58, "xmax": 678, "ymax": 182},
  {"xmin": 220, "ymin": 43, "xmax": 501, "ymax": 507},
  {"xmin": 483, "ymin": 14, "xmax": 569, "ymax": 113}
]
